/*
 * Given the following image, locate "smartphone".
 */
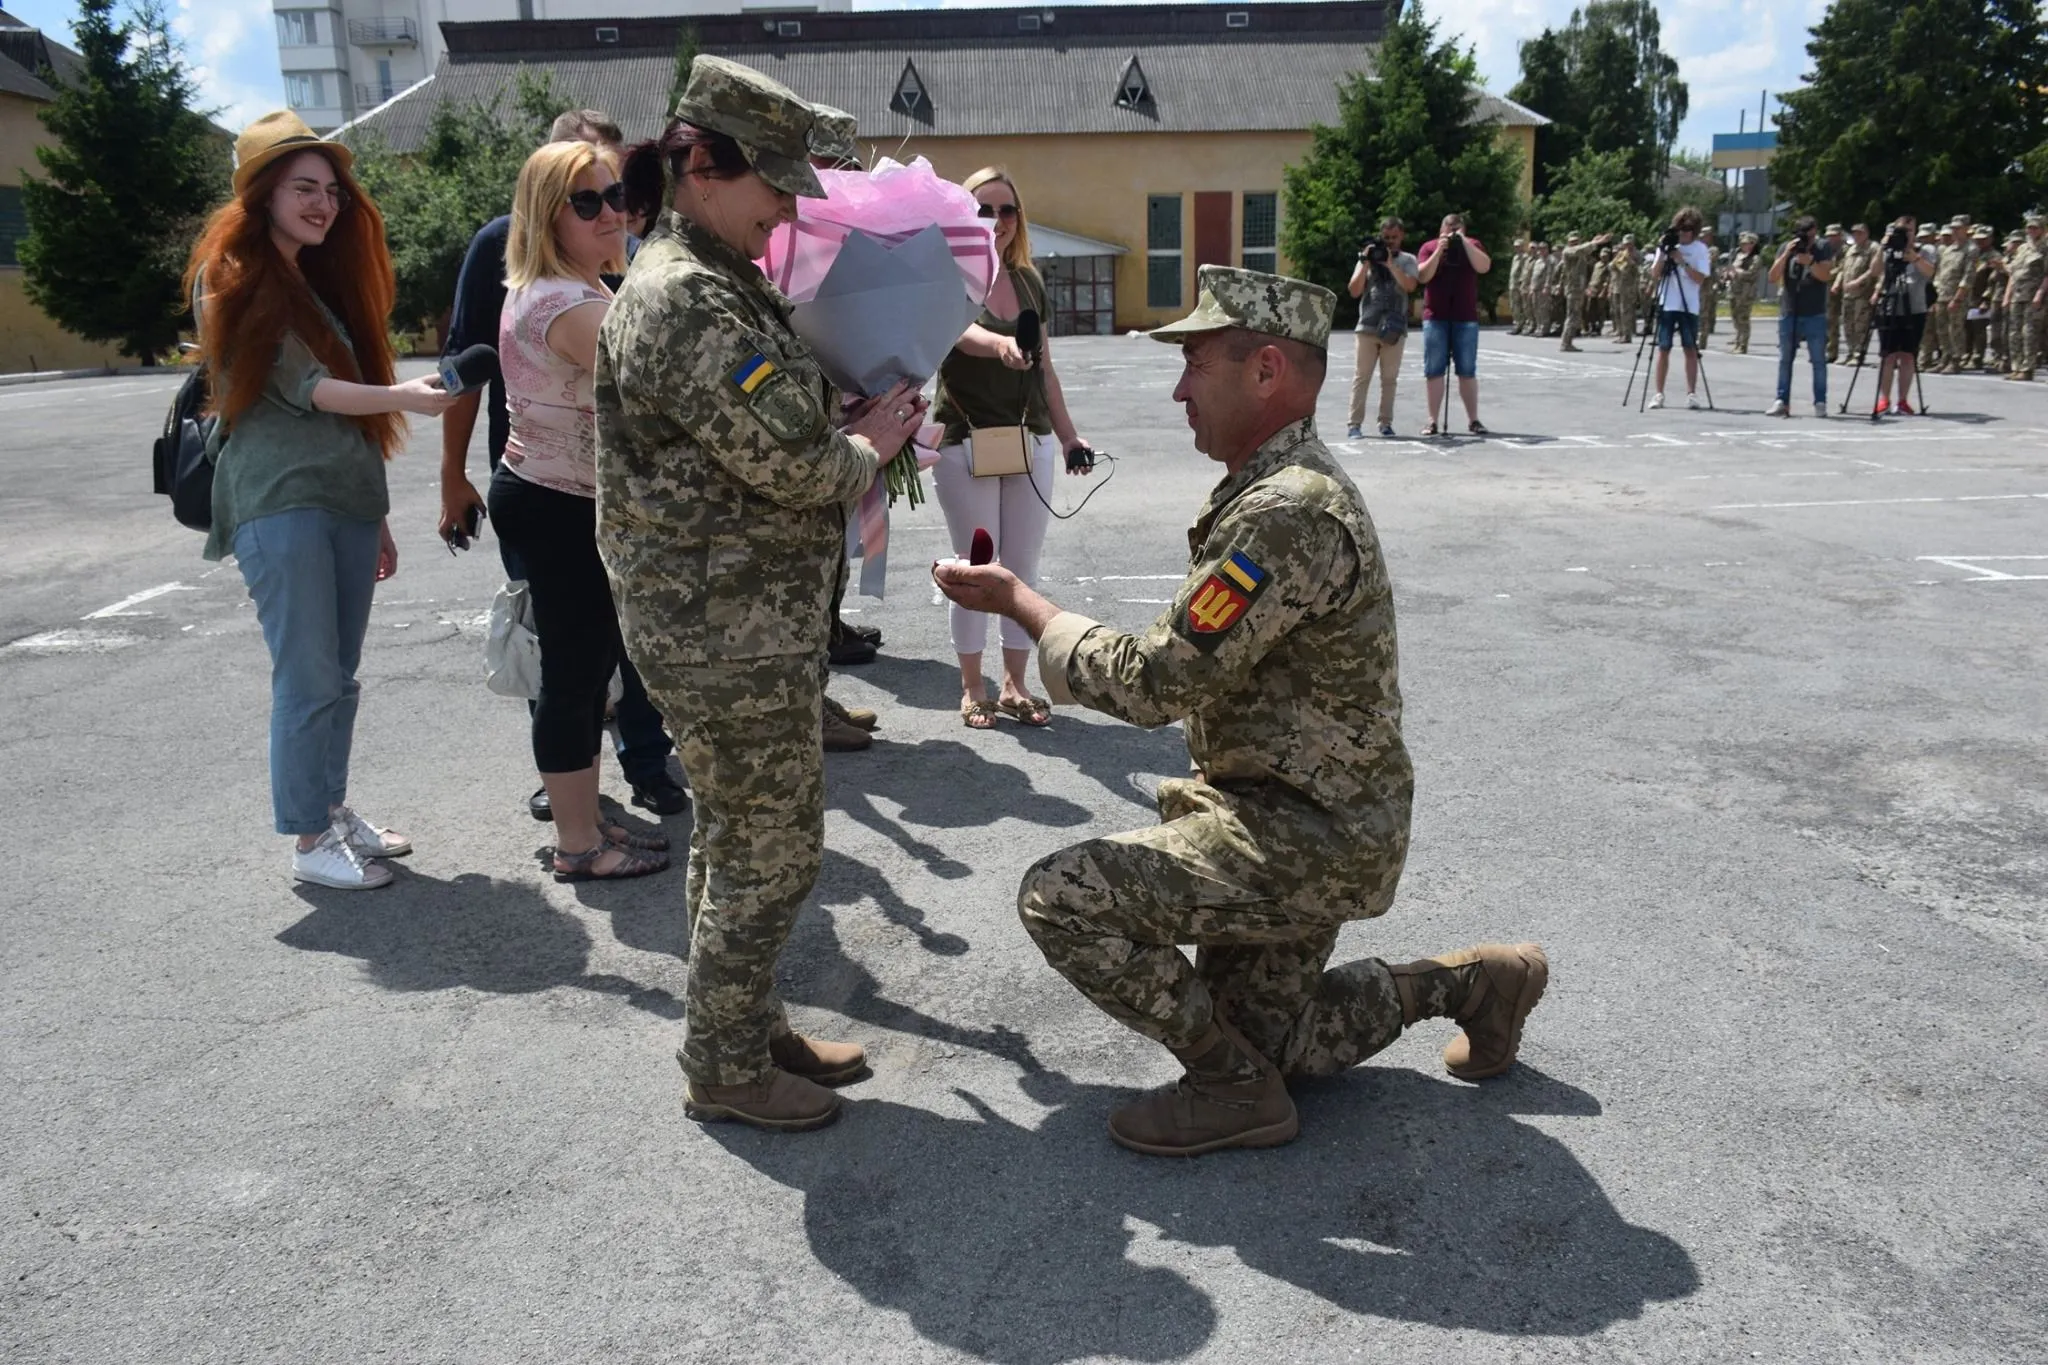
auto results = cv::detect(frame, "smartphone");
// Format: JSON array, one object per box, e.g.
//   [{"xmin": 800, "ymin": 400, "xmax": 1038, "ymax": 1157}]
[{"xmin": 443, "ymin": 503, "xmax": 486, "ymax": 554}]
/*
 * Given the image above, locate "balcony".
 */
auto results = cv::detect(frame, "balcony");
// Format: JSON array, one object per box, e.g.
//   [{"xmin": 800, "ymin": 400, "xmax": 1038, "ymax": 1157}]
[
  {"xmin": 346, "ymin": 17, "xmax": 416, "ymax": 45},
  {"xmin": 354, "ymin": 82, "xmax": 398, "ymax": 109}
]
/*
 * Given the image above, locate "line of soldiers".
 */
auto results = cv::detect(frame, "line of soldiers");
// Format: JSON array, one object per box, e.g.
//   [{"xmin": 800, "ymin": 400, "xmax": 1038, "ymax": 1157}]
[{"xmin": 1508, "ymin": 214, "xmax": 2048, "ymax": 380}]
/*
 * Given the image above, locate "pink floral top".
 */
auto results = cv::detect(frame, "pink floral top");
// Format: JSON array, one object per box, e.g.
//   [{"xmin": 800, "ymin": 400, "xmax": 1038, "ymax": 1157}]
[{"xmin": 499, "ymin": 275, "xmax": 610, "ymax": 497}]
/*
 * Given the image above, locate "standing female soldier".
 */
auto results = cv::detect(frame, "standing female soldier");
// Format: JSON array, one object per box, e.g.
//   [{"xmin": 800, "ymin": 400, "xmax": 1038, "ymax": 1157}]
[{"xmin": 596, "ymin": 57, "xmax": 925, "ymax": 1132}]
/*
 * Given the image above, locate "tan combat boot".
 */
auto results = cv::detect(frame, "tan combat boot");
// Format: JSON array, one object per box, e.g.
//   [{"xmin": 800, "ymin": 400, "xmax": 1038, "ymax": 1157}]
[
  {"xmin": 1388, "ymin": 943, "xmax": 1549, "ymax": 1081},
  {"xmin": 683, "ymin": 1067, "xmax": 842, "ymax": 1131},
  {"xmin": 822, "ymin": 707, "xmax": 873, "ymax": 752},
  {"xmin": 1108, "ymin": 1016, "xmax": 1299, "ymax": 1157},
  {"xmin": 823, "ymin": 693, "xmax": 879, "ymax": 732},
  {"xmin": 770, "ymin": 1031, "xmax": 869, "ymax": 1086}
]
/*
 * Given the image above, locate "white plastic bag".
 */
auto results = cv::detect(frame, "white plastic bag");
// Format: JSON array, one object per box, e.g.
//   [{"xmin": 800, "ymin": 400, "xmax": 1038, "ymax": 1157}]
[{"xmin": 485, "ymin": 580, "xmax": 542, "ymax": 700}]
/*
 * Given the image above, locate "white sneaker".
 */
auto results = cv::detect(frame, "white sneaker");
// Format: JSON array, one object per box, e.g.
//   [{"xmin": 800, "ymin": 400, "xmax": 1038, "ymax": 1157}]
[
  {"xmin": 1686, "ymin": 392, "xmax": 1702, "ymax": 410},
  {"xmin": 1766, "ymin": 399, "xmax": 1789, "ymax": 417},
  {"xmin": 1813, "ymin": 402, "xmax": 1828, "ymax": 418},
  {"xmin": 1648, "ymin": 391, "xmax": 1665, "ymax": 409},
  {"xmin": 292, "ymin": 825, "xmax": 394, "ymax": 890},
  {"xmin": 332, "ymin": 804, "xmax": 412, "ymax": 859}
]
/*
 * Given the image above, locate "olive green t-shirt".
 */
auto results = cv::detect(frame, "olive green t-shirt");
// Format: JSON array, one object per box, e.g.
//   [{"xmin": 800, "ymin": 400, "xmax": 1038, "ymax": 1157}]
[
  {"xmin": 197, "ymin": 282, "xmax": 390, "ymax": 562},
  {"xmin": 932, "ymin": 266, "xmax": 1054, "ymax": 445}
]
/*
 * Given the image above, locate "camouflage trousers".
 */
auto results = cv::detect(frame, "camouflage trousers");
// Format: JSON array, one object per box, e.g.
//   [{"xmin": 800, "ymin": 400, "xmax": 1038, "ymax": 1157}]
[
  {"xmin": 1938, "ymin": 303, "xmax": 1968, "ymax": 365},
  {"xmin": 640, "ymin": 660, "xmax": 825, "ymax": 1087},
  {"xmin": 1700, "ymin": 288, "xmax": 1719, "ymax": 337},
  {"xmin": 1841, "ymin": 299, "xmax": 1873, "ymax": 364},
  {"xmin": 1561, "ymin": 294, "xmax": 1586, "ymax": 345},
  {"xmin": 1728, "ymin": 296, "xmax": 1753, "ymax": 352},
  {"xmin": 2022, "ymin": 301, "xmax": 2047, "ymax": 372},
  {"xmin": 1532, "ymin": 294, "xmax": 1554, "ymax": 335},
  {"xmin": 1016, "ymin": 781, "xmax": 1405, "ymax": 1077},
  {"xmin": 1825, "ymin": 290, "xmax": 1843, "ymax": 361}
]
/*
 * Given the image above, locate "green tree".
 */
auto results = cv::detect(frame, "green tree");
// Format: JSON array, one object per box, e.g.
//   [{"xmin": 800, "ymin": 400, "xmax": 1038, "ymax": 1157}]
[
  {"xmin": 17, "ymin": 0, "xmax": 228, "ymax": 361},
  {"xmin": 670, "ymin": 25, "xmax": 701, "ymax": 108},
  {"xmin": 1772, "ymin": 0, "xmax": 2048, "ymax": 226},
  {"xmin": 1282, "ymin": 1, "xmax": 1525, "ymax": 324},
  {"xmin": 343, "ymin": 68, "xmax": 567, "ymax": 330},
  {"xmin": 1508, "ymin": 0, "xmax": 1685, "ymax": 210},
  {"xmin": 1531, "ymin": 147, "xmax": 1653, "ymax": 242}
]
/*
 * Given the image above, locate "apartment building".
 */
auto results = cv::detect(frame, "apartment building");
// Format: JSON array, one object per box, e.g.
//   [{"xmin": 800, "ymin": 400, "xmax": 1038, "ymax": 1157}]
[{"xmin": 275, "ymin": 0, "xmax": 852, "ymax": 132}]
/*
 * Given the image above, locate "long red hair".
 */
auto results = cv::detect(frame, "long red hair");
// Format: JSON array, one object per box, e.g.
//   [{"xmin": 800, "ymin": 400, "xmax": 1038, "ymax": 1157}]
[{"xmin": 182, "ymin": 149, "xmax": 405, "ymax": 458}]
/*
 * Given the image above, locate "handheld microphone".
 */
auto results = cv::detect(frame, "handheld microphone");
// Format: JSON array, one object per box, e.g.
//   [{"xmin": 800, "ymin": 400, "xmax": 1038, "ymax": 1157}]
[
  {"xmin": 438, "ymin": 343, "xmax": 499, "ymax": 397},
  {"xmin": 1014, "ymin": 309, "xmax": 1042, "ymax": 365}
]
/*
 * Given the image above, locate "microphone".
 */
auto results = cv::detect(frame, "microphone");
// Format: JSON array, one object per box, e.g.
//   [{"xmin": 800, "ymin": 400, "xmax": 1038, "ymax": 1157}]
[
  {"xmin": 969, "ymin": 527, "xmax": 995, "ymax": 565},
  {"xmin": 1014, "ymin": 309, "xmax": 1042, "ymax": 365},
  {"xmin": 437, "ymin": 343, "xmax": 499, "ymax": 397}
]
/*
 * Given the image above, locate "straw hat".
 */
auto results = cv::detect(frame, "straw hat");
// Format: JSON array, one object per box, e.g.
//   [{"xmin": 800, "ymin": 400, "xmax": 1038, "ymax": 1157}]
[{"xmin": 232, "ymin": 110, "xmax": 353, "ymax": 196}]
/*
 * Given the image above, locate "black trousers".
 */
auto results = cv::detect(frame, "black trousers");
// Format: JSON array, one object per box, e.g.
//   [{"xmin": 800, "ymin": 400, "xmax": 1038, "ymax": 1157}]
[{"xmin": 487, "ymin": 466, "xmax": 620, "ymax": 775}]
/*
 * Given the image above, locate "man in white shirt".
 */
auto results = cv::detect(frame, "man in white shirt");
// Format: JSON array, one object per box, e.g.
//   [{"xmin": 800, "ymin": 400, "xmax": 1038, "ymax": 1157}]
[{"xmin": 1646, "ymin": 206, "xmax": 1713, "ymax": 410}]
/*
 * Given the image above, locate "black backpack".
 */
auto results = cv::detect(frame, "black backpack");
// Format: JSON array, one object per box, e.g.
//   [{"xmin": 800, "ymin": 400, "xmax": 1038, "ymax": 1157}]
[{"xmin": 153, "ymin": 366, "xmax": 218, "ymax": 531}]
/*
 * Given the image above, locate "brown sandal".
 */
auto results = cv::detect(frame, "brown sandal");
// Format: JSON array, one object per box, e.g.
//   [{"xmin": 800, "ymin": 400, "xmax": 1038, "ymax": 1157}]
[
  {"xmin": 553, "ymin": 838, "xmax": 669, "ymax": 883},
  {"xmin": 997, "ymin": 695, "xmax": 1051, "ymax": 727},
  {"xmin": 600, "ymin": 821, "xmax": 670, "ymax": 852},
  {"xmin": 961, "ymin": 697, "xmax": 1000, "ymax": 730}
]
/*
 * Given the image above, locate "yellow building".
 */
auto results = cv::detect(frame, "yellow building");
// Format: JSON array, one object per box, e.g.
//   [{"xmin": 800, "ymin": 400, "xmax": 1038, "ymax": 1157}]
[
  {"xmin": 353, "ymin": 1, "xmax": 1545, "ymax": 334},
  {"xmin": 0, "ymin": 11, "xmax": 121, "ymax": 374}
]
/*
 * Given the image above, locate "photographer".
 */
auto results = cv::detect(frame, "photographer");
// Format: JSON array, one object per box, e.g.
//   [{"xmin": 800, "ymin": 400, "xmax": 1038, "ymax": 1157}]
[
  {"xmin": 1414, "ymin": 212, "xmax": 1493, "ymax": 436},
  {"xmin": 1870, "ymin": 216, "xmax": 1937, "ymax": 414},
  {"xmin": 1766, "ymin": 214, "xmax": 1835, "ymax": 417},
  {"xmin": 1647, "ymin": 206, "xmax": 1712, "ymax": 410},
  {"xmin": 1345, "ymin": 216, "xmax": 1419, "ymax": 438}
]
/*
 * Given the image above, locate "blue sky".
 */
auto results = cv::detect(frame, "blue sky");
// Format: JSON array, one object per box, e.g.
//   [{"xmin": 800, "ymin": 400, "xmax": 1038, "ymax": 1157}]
[{"xmin": 0, "ymin": 0, "xmax": 1815, "ymax": 151}]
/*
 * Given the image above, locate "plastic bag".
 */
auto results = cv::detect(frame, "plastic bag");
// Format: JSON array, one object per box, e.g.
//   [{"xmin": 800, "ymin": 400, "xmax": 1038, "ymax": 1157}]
[{"xmin": 484, "ymin": 580, "xmax": 542, "ymax": 700}]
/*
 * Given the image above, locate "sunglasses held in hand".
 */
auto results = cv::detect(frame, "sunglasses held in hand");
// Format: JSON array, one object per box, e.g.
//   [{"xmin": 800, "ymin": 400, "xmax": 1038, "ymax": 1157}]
[{"xmin": 568, "ymin": 183, "xmax": 629, "ymax": 220}]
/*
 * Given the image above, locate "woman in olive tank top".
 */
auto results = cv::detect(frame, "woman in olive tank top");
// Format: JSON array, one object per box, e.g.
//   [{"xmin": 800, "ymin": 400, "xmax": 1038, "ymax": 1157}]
[{"xmin": 930, "ymin": 168, "xmax": 1094, "ymax": 730}]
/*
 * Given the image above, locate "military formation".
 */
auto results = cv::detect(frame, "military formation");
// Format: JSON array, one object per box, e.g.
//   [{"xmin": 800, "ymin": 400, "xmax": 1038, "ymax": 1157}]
[{"xmin": 1508, "ymin": 213, "xmax": 2048, "ymax": 380}]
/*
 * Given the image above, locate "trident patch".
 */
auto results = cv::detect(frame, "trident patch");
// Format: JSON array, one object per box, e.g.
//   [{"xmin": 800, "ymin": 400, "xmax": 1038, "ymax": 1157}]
[{"xmin": 1182, "ymin": 550, "xmax": 1266, "ymax": 649}]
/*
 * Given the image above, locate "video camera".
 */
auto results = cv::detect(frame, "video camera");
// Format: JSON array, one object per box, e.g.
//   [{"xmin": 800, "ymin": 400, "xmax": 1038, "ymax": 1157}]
[
  {"xmin": 1659, "ymin": 227, "xmax": 1682, "ymax": 251},
  {"xmin": 1883, "ymin": 223, "xmax": 1912, "ymax": 256},
  {"xmin": 1361, "ymin": 240, "xmax": 1390, "ymax": 266}
]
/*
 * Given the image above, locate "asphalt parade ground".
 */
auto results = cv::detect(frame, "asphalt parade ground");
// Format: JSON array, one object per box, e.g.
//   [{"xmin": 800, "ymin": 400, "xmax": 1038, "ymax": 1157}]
[{"xmin": 3, "ymin": 325, "xmax": 2044, "ymax": 1363}]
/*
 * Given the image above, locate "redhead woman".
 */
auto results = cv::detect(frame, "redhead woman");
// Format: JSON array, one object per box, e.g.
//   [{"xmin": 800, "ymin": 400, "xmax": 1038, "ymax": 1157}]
[{"xmin": 185, "ymin": 112, "xmax": 455, "ymax": 889}]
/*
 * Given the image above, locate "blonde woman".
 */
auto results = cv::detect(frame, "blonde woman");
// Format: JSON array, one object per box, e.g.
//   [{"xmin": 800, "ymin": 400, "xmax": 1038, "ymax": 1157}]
[
  {"xmin": 486, "ymin": 140, "xmax": 668, "ymax": 882},
  {"xmin": 930, "ymin": 168, "xmax": 1093, "ymax": 730}
]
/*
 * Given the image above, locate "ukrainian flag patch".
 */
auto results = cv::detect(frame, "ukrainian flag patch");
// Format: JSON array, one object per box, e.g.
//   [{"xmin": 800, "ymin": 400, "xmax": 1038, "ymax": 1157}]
[
  {"xmin": 1219, "ymin": 551, "xmax": 1265, "ymax": 594},
  {"xmin": 731, "ymin": 353, "xmax": 776, "ymax": 395}
]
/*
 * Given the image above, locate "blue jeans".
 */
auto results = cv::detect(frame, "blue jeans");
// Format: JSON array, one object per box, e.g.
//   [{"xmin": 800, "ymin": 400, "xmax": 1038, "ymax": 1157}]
[
  {"xmin": 497, "ymin": 527, "xmax": 673, "ymax": 786},
  {"xmin": 1422, "ymin": 319, "xmax": 1479, "ymax": 378},
  {"xmin": 234, "ymin": 508, "xmax": 381, "ymax": 835},
  {"xmin": 1778, "ymin": 311, "xmax": 1829, "ymax": 405}
]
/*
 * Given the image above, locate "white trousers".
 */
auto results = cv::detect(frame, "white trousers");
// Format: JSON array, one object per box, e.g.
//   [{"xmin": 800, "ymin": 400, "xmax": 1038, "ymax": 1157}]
[{"xmin": 931, "ymin": 434, "xmax": 1058, "ymax": 654}]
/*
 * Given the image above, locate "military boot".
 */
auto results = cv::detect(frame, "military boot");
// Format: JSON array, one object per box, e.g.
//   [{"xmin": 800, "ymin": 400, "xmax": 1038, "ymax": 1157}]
[
  {"xmin": 823, "ymin": 692, "xmax": 879, "ymax": 732},
  {"xmin": 683, "ymin": 1067, "xmax": 842, "ymax": 1131},
  {"xmin": 770, "ymin": 1031, "xmax": 869, "ymax": 1085},
  {"xmin": 823, "ymin": 708, "xmax": 873, "ymax": 752},
  {"xmin": 1108, "ymin": 1016, "xmax": 1298, "ymax": 1157},
  {"xmin": 1387, "ymin": 942, "xmax": 1549, "ymax": 1081}
]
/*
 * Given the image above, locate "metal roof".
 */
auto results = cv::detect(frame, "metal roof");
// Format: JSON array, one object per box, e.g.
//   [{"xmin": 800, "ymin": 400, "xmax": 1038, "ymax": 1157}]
[
  {"xmin": 1031, "ymin": 224, "xmax": 1131, "ymax": 258},
  {"xmin": 0, "ymin": 49, "xmax": 56, "ymax": 102},
  {"xmin": 341, "ymin": 1, "xmax": 1543, "ymax": 153}
]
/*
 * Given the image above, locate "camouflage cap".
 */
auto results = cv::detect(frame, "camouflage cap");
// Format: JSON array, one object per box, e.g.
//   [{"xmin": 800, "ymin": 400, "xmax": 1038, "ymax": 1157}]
[
  {"xmin": 1950, "ymin": 213, "xmax": 1970, "ymax": 227},
  {"xmin": 672, "ymin": 55, "xmax": 824, "ymax": 198},
  {"xmin": 1740, "ymin": 231, "xmax": 1759, "ymax": 244},
  {"xmin": 1621, "ymin": 233, "xmax": 1637, "ymax": 244},
  {"xmin": 1824, "ymin": 223, "xmax": 1844, "ymax": 235},
  {"xmin": 1972, "ymin": 224, "xmax": 1993, "ymax": 239},
  {"xmin": 1917, "ymin": 225, "xmax": 1937, "ymax": 240},
  {"xmin": 1566, "ymin": 230, "xmax": 1582, "ymax": 244},
  {"xmin": 1150, "ymin": 265, "xmax": 1336, "ymax": 349},
  {"xmin": 2029, "ymin": 213, "xmax": 2047, "ymax": 229},
  {"xmin": 808, "ymin": 103, "xmax": 858, "ymax": 165},
  {"xmin": 1850, "ymin": 222, "xmax": 1869, "ymax": 233}
]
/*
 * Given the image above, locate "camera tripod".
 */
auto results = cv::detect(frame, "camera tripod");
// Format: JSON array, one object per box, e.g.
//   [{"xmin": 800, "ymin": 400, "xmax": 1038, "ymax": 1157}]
[
  {"xmin": 1838, "ymin": 270, "xmax": 1931, "ymax": 420},
  {"xmin": 1622, "ymin": 249, "xmax": 1714, "ymax": 411}
]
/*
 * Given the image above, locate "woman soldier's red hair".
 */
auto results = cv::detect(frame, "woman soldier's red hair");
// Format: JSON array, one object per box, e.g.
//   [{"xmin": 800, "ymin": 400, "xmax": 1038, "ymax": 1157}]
[{"xmin": 182, "ymin": 149, "xmax": 406, "ymax": 459}]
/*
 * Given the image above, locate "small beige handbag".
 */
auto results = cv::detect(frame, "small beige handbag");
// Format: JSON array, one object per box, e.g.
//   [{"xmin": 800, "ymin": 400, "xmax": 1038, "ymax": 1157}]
[{"xmin": 966, "ymin": 425, "xmax": 1031, "ymax": 478}]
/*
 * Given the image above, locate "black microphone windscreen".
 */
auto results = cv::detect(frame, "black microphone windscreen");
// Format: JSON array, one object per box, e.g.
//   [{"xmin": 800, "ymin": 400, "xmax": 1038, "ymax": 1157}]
[
  {"xmin": 1015, "ymin": 309, "xmax": 1042, "ymax": 356},
  {"xmin": 440, "ymin": 343, "xmax": 499, "ymax": 396}
]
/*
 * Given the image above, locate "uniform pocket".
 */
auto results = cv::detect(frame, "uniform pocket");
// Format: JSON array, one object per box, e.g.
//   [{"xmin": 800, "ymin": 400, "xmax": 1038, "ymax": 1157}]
[{"xmin": 702, "ymin": 532, "xmax": 827, "ymax": 662}]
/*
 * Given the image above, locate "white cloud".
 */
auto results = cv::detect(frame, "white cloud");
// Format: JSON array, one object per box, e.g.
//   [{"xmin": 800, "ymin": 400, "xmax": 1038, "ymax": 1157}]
[{"xmin": 172, "ymin": 0, "xmax": 283, "ymax": 130}]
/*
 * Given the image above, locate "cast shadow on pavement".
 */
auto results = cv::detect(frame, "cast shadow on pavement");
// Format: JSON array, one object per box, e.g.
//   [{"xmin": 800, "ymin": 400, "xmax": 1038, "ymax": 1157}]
[
  {"xmin": 827, "ymin": 735, "xmax": 1094, "ymax": 877},
  {"xmin": 278, "ymin": 869, "xmax": 684, "ymax": 1019},
  {"xmin": 708, "ymin": 1062, "xmax": 1698, "ymax": 1362}
]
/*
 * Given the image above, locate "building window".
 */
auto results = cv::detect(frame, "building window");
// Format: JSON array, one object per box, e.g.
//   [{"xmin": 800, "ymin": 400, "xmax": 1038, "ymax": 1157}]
[
  {"xmin": 1039, "ymin": 254, "xmax": 1117, "ymax": 336},
  {"xmin": 0, "ymin": 185, "xmax": 26, "ymax": 267},
  {"xmin": 1115, "ymin": 56, "xmax": 1153, "ymax": 109},
  {"xmin": 276, "ymin": 10, "xmax": 321, "ymax": 46},
  {"xmin": 1242, "ymin": 192, "xmax": 1277, "ymax": 273},
  {"xmin": 1147, "ymin": 194, "xmax": 1182, "ymax": 309},
  {"xmin": 890, "ymin": 60, "xmax": 930, "ymax": 118},
  {"xmin": 284, "ymin": 72, "xmax": 330, "ymax": 109}
]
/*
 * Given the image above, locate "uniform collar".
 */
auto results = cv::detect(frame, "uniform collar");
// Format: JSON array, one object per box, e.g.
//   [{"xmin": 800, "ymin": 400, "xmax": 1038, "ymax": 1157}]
[
  {"xmin": 656, "ymin": 208, "xmax": 792, "ymax": 317},
  {"xmin": 1189, "ymin": 415, "xmax": 1318, "ymax": 551}
]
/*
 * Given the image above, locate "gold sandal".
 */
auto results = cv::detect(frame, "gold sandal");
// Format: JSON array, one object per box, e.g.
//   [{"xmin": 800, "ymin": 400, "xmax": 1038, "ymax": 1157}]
[
  {"xmin": 997, "ymin": 695, "xmax": 1052, "ymax": 727},
  {"xmin": 961, "ymin": 697, "xmax": 1000, "ymax": 730}
]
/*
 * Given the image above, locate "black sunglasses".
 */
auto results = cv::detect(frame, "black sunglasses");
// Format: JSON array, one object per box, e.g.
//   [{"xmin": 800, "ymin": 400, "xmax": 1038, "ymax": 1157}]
[
  {"xmin": 977, "ymin": 203, "xmax": 1020, "ymax": 222},
  {"xmin": 568, "ymin": 183, "xmax": 629, "ymax": 220}
]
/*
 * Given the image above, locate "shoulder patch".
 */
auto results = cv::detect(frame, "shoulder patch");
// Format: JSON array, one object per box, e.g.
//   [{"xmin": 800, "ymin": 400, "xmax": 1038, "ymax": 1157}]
[
  {"xmin": 1182, "ymin": 552, "xmax": 1269, "ymax": 651},
  {"xmin": 739, "ymin": 365, "xmax": 823, "ymax": 446}
]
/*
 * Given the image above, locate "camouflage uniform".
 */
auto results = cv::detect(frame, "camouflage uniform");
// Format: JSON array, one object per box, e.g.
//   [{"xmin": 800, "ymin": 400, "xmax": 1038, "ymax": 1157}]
[
  {"xmin": 2006, "ymin": 218, "xmax": 2048, "ymax": 379},
  {"xmin": 1015, "ymin": 266, "xmax": 1417, "ymax": 1076},
  {"xmin": 1559, "ymin": 232, "xmax": 1599, "ymax": 349},
  {"xmin": 1934, "ymin": 219, "xmax": 1974, "ymax": 373},
  {"xmin": 1836, "ymin": 230, "xmax": 1879, "ymax": 365},
  {"xmin": 1821, "ymin": 226, "xmax": 1846, "ymax": 360},
  {"xmin": 1724, "ymin": 237, "xmax": 1763, "ymax": 354},
  {"xmin": 1588, "ymin": 249, "xmax": 1610, "ymax": 335},
  {"xmin": 1610, "ymin": 239, "xmax": 1640, "ymax": 342},
  {"xmin": 1698, "ymin": 237, "xmax": 1721, "ymax": 337},
  {"xmin": 1919, "ymin": 227, "xmax": 1944, "ymax": 370},
  {"xmin": 594, "ymin": 59, "xmax": 878, "ymax": 1090},
  {"xmin": 1547, "ymin": 246, "xmax": 1568, "ymax": 334},
  {"xmin": 1964, "ymin": 230, "xmax": 1999, "ymax": 368},
  {"xmin": 1509, "ymin": 242, "xmax": 1532, "ymax": 334},
  {"xmin": 1530, "ymin": 246, "xmax": 1555, "ymax": 336}
]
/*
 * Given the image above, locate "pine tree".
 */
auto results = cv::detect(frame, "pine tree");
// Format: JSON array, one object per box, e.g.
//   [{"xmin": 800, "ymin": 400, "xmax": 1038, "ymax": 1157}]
[
  {"xmin": 1773, "ymin": 0, "xmax": 2048, "ymax": 226},
  {"xmin": 670, "ymin": 25, "xmax": 701, "ymax": 109},
  {"xmin": 16, "ymin": 0, "xmax": 228, "ymax": 361},
  {"xmin": 1281, "ymin": 1, "xmax": 1525, "ymax": 325},
  {"xmin": 1508, "ymin": 1, "xmax": 1685, "ymax": 212}
]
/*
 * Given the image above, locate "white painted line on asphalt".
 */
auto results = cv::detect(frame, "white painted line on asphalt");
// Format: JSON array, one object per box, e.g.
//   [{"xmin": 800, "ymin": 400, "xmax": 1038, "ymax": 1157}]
[
  {"xmin": 6, "ymin": 628, "xmax": 141, "ymax": 653},
  {"xmin": 1915, "ymin": 555, "xmax": 2048, "ymax": 582},
  {"xmin": 1075, "ymin": 574, "xmax": 1185, "ymax": 582},
  {"xmin": 83, "ymin": 581, "xmax": 193, "ymax": 618},
  {"xmin": 1711, "ymin": 493, "xmax": 2048, "ymax": 510},
  {"xmin": 1118, "ymin": 598, "xmax": 1174, "ymax": 605}
]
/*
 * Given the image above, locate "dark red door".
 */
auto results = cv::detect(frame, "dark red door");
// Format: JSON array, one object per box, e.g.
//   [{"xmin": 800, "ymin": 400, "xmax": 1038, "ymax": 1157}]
[{"xmin": 1193, "ymin": 192, "xmax": 1232, "ymax": 270}]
